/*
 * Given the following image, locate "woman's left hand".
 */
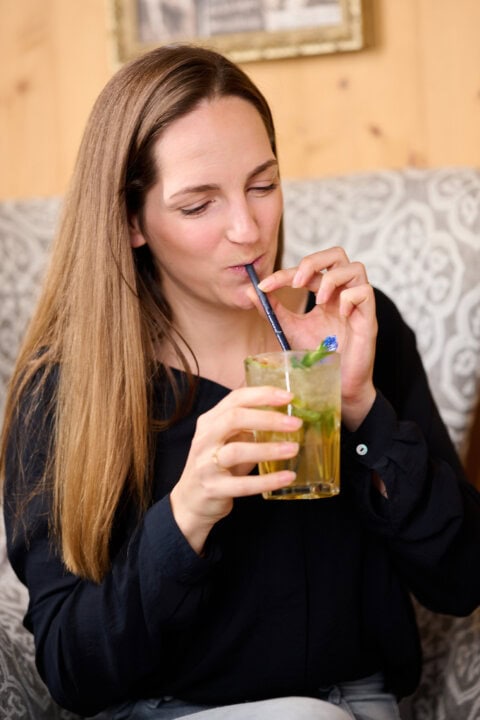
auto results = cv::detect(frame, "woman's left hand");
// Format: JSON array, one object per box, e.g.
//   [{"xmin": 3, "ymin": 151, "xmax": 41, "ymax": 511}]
[{"xmin": 253, "ymin": 247, "xmax": 378, "ymax": 430}]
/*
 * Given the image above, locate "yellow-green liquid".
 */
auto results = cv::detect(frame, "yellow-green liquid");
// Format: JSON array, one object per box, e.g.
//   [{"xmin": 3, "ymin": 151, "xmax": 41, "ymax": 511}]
[{"xmin": 245, "ymin": 351, "xmax": 341, "ymax": 500}]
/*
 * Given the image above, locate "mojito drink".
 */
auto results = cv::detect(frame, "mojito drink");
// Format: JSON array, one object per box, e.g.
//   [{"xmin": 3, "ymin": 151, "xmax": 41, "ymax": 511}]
[{"xmin": 245, "ymin": 351, "xmax": 341, "ymax": 500}]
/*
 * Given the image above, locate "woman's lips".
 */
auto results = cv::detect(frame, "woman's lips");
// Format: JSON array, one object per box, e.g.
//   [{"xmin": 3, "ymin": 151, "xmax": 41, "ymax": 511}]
[{"xmin": 228, "ymin": 255, "xmax": 263, "ymax": 274}]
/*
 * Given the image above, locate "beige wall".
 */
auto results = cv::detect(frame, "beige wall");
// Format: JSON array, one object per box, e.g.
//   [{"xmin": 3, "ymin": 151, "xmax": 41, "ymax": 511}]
[
  {"xmin": 1, "ymin": 0, "xmax": 480, "ymax": 198},
  {"xmin": 1, "ymin": 0, "xmax": 479, "ymax": 485}
]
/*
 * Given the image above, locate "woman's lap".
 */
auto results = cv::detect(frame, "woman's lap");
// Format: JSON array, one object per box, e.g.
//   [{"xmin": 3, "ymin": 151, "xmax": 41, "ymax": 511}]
[
  {"xmin": 103, "ymin": 673, "xmax": 401, "ymax": 720},
  {"xmin": 106, "ymin": 696, "xmax": 351, "ymax": 720}
]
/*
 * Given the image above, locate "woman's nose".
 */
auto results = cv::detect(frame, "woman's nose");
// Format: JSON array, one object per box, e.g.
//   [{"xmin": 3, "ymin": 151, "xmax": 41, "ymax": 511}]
[{"xmin": 225, "ymin": 201, "xmax": 260, "ymax": 244}]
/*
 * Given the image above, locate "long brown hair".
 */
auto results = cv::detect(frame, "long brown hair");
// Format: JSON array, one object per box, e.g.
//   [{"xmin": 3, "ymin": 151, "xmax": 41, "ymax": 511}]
[{"xmin": 0, "ymin": 45, "xmax": 281, "ymax": 582}]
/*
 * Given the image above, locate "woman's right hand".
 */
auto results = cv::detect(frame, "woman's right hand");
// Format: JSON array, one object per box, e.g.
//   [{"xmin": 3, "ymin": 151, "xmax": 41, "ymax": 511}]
[{"xmin": 169, "ymin": 386, "xmax": 301, "ymax": 554}]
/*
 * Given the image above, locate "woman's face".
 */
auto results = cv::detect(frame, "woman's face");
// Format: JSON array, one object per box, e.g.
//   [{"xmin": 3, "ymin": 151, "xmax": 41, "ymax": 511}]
[{"xmin": 130, "ymin": 95, "xmax": 283, "ymax": 312}]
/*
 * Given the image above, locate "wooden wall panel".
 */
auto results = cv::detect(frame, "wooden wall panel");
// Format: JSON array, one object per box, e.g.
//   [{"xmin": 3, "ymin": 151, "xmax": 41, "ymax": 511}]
[
  {"xmin": 0, "ymin": 0, "xmax": 478, "ymax": 485},
  {"xmin": 419, "ymin": 0, "xmax": 480, "ymax": 168},
  {"xmin": 248, "ymin": 0, "xmax": 480, "ymax": 178},
  {"xmin": 1, "ymin": 0, "xmax": 479, "ymax": 197},
  {"xmin": 0, "ymin": 0, "xmax": 110, "ymax": 199},
  {"xmin": 249, "ymin": 0, "xmax": 429, "ymax": 177}
]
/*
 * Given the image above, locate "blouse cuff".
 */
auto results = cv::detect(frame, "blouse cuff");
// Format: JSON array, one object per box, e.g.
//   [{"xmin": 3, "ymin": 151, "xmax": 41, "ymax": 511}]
[
  {"xmin": 341, "ymin": 391, "xmax": 397, "ymax": 469},
  {"xmin": 142, "ymin": 495, "xmax": 220, "ymax": 585}
]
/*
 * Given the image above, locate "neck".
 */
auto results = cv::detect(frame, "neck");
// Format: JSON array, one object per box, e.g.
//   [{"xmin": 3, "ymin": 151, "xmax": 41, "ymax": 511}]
[
  {"xmin": 163, "ymin": 301, "xmax": 274, "ymax": 389},
  {"xmin": 160, "ymin": 287, "xmax": 308, "ymax": 389}
]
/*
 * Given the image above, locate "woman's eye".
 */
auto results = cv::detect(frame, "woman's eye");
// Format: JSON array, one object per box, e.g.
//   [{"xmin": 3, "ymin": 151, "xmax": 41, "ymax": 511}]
[
  {"xmin": 249, "ymin": 182, "xmax": 278, "ymax": 195},
  {"xmin": 180, "ymin": 202, "xmax": 210, "ymax": 217}
]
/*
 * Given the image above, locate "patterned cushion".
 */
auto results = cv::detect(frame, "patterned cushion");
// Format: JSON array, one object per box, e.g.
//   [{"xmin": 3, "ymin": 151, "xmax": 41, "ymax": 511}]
[
  {"xmin": 407, "ymin": 601, "xmax": 480, "ymax": 720},
  {"xmin": 0, "ymin": 197, "xmax": 81, "ymax": 719},
  {"xmin": 0, "ymin": 196, "xmax": 61, "ymax": 421},
  {"xmin": 1, "ymin": 168, "xmax": 479, "ymax": 719},
  {"xmin": 283, "ymin": 167, "xmax": 480, "ymax": 457},
  {"xmin": 282, "ymin": 167, "xmax": 480, "ymax": 720},
  {"xmin": 0, "ymin": 518, "xmax": 82, "ymax": 719}
]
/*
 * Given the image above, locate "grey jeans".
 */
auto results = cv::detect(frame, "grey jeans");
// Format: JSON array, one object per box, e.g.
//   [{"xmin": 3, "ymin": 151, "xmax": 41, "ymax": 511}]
[{"xmin": 103, "ymin": 673, "xmax": 401, "ymax": 720}]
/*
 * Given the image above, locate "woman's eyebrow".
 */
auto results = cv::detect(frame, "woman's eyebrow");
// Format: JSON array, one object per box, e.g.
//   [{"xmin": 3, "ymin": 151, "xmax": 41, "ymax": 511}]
[
  {"xmin": 168, "ymin": 159, "xmax": 279, "ymax": 202},
  {"xmin": 169, "ymin": 183, "xmax": 218, "ymax": 201},
  {"xmin": 246, "ymin": 159, "xmax": 279, "ymax": 180}
]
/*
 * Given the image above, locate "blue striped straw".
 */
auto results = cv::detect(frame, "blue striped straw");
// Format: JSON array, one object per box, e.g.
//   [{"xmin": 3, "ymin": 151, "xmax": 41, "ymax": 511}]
[{"xmin": 245, "ymin": 264, "xmax": 291, "ymax": 351}]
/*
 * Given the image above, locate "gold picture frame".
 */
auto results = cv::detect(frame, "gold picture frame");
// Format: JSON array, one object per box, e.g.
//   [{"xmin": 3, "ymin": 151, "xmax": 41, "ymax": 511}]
[{"xmin": 112, "ymin": 0, "xmax": 365, "ymax": 65}]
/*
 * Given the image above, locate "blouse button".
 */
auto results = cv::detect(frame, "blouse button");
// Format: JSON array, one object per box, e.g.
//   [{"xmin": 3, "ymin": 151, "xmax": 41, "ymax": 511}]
[{"xmin": 356, "ymin": 443, "xmax": 368, "ymax": 456}]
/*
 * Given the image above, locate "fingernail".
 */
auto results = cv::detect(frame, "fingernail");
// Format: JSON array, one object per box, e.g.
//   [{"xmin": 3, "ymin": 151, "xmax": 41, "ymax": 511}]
[
  {"xmin": 282, "ymin": 415, "xmax": 302, "ymax": 429},
  {"xmin": 281, "ymin": 442, "xmax": 299, "ymax": 454},
  {"xmin": 278, "ymin": 471, "xmax": 296, "ymax": 484},
  {"xmin": 316, "ymin": 288, "xmax": 328, "ymax": 304},
  {"xmin": 274, "ymin": 389, "xmax": 293, "ymax": 399},
  {"xmin": 257, "ymin": 278, "xmax": 272, "ymax": 291},
  {"xmin": 292, "ymin": 270, "xmax": 304, "ymax": 287}
]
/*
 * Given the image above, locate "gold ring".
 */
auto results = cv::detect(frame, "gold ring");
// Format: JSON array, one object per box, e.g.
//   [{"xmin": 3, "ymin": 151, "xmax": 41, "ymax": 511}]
[{"xmin": 212, "ymin": 446, "xmax": 228, "ymax": 472}]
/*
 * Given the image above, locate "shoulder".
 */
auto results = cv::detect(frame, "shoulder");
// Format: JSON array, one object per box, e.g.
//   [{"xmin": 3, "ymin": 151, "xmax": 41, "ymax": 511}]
[
  {"xmin": 373, "ymin": 287, "xmax": 416, "ymax": 356},
  {"xmin": 15, "ymin": 363, "xmax": 59, "ymax": 425},
  {"xmin": 5, "ymin": 362, "xmax": 59, "ymax": 476},
  {"xmin": 372, "ymin": 288, "xmax": 427, "ymax": 412},
  {"xmin": 374, "ymin": 287, "xmax": 407, "ymax": 331}
]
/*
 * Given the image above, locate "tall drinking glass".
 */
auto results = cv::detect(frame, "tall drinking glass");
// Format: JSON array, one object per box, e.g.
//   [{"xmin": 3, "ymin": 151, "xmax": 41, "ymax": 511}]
[{"xmin": 245, "ymin": 351, "xmax": 341, "ymax": 500}]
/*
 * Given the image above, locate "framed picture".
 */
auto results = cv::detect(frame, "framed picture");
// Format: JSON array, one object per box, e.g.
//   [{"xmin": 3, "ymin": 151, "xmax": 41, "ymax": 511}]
[{"xmin": 112, "ymin": 0, "xmax": 366, "ymax": 64}]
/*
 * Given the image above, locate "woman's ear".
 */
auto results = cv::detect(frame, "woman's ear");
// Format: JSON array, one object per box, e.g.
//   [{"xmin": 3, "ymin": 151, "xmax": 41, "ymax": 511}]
[{"xmin": 129, "ymin": 217, "xmax": 147, "ymax": 249}]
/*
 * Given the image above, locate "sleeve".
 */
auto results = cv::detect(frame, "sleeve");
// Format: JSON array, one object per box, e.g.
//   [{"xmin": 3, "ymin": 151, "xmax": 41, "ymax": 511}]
[
  {"xmin": 340, "ymin": 290, "xmax": 480, "ymax": 616},
  {"xmin": 3, "ymin": 371, "xmax": 220, "ymax": 716}
]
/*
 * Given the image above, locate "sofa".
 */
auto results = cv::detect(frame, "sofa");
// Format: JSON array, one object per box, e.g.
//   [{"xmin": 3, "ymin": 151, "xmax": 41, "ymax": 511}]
[{"xmin": 1, "ymin": 167, "xmax": 479, "ymax": 719}]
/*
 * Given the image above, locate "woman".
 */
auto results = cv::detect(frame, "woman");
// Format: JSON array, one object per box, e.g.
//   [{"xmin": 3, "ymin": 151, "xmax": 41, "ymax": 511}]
[{"xmin": 2, "ymin": 45, "xmax": 480, "ymax": 720}]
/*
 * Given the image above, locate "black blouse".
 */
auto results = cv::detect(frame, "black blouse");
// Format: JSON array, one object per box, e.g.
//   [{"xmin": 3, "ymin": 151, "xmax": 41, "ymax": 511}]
[{"xmin": 4, "ymin": 289, "xmax": 480, "ymax": 716}]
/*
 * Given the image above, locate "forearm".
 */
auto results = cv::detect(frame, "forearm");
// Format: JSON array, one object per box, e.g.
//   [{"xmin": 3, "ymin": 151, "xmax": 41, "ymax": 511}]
[
  {"xmin": 341, "ymin": 391, "xmax": 480, "ymax": 612},
  {"xmin": 341, "ymin": 382, "xmax": 377, "ymax": 432},
  {"xmin": 7, "ymin": 496, "xmax": 218, "ymax": 715}
]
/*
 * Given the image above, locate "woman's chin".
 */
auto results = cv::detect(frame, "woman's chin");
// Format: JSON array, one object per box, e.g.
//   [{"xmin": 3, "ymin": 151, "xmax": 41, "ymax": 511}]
[
  {"xmin": 232, "ymin": 291, "xmax": 256, "ymax": 311},
  {"xmin": 235, "ymin": 297, "xmax": 256, "ymax": 311}
]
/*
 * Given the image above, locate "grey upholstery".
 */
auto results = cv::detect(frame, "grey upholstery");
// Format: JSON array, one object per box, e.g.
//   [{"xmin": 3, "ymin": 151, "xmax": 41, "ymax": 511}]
[
  {"xmin": 283, "ymin": 167, "xmax": 480, "ymax": 458},
  {"xmin": 1, "ymin": 167, "xmax": 479, "ymax": 719},
  {"xmin": 282, "ymin": 167, "xmax": 480, "ymax": 720}
]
